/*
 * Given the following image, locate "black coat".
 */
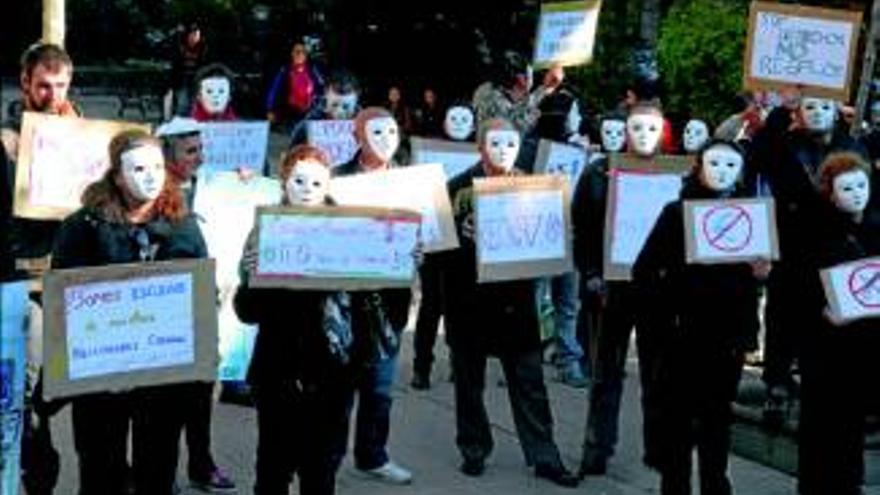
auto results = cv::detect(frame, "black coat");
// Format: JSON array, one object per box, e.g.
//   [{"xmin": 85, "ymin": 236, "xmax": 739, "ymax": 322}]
[
  {"xmin": 632, "ymin": 178, "xmax": 760, "ymax": 352},
  {"xmin": 439, "ymin": 163, "xmax": 540, "ymax": 354},
  {"xmin": 571, "ymin": 153, "xmax": 608, "ymax": 280}
]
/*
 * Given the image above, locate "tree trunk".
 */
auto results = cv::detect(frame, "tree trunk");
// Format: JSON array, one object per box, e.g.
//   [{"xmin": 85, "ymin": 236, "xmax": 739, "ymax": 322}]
[
  {"xmin": 42, "ymin": 0, "xmax": 65, "ymax": 47},
  {"xmin": 853, "ymin": 0, "xmax": 880, "ymax": 135}
]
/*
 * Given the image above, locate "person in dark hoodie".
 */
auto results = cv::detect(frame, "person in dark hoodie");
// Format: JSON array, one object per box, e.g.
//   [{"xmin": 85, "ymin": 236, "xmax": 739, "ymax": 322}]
[
  {"xmin": 633, "ymin": 139, "xmax": 769, "ymax": 495},
  {"xmin": 51, "ymin": 129, "xmax": 207, "ymax": 495},
  {"xmin": 234, "ymin": 144, "xmax": 355, "ymax": 495}
]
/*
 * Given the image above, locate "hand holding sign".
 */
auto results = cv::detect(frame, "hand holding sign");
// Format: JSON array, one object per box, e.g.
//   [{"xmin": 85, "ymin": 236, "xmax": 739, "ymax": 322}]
[
  {"xmin": 683, "ymin": 198, "xmax": 780, "ymax": 264},
  {"xmin": 821, "ymin": 257, "xmax": 880, "ymax": 324}
]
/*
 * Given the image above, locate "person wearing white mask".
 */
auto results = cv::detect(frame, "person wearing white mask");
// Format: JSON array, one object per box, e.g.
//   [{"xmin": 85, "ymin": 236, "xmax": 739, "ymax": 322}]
[
  {"xmin": 443, "ymin": 104, "xmax": 476, "ymax": 142},
  {"xmin": 190, "ymin": 63, "xmax": 238, "ymax": 122},
  {"xmin": 441, "ymin": 118, "xmax": 579, "ymax": 487},
  {"xmin": 633, "ymin": 139, "xmax": 769, "ymax": 495},
  {"xmin": 599, "ymin": 118, "xmax": 626, "ymax": 154},
  {"xmin": 682, "ymin": 119, "xmax": 710, "ymax": 154}
]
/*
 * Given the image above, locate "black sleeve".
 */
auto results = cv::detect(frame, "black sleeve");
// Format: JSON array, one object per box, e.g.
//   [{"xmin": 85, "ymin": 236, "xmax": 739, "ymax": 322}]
[
  {"xmin": 633, "ymin": 202, "xmax": 679, "ymax": 291},
  {"xmin": 571, "ymin": 162, "xmax": 606, "ymax": 277},
  {"xmin": 380, "ymin": 288, "xmax": 412, "ymax": 333},
  {"xmin": 51, "ymin": 212, "xmax": 97, "ymax": 269}
]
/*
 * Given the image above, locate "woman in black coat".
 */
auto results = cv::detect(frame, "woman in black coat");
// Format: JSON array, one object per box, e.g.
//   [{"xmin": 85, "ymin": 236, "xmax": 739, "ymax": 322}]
[{"xmin": 633, "ymin": 139, "xmax": 767, "ymax": 495}]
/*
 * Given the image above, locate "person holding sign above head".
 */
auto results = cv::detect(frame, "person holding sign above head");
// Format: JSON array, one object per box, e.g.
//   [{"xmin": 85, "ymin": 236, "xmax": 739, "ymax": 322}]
[
  {"xmin": 440, "ymin": 118, "xmax": 578, "ymax": 487},
  {"xmin": 632, "ymin": 139, "xmax": 768, "ymax": 495},
  {"xmin": 51, "ymin": 129, "xmax": 207, "ymax": 495},
  {"xmin": 796, "ymin": 152, "xmax": 880, "ymax": 495},
  {"xmin": 190, "ymin": 63, "xmax": 238, "ymax": 122},
  {"xmin": 234, "ymin": 144, "xmax": 355, "ymax": 495},
  {"xmin": 332, "ymin": 107, "xmax": 414, "ymax": 485}
]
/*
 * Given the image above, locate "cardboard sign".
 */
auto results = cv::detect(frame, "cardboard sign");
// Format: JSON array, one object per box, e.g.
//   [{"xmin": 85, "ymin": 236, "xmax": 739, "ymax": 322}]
[
  {"xmin": 251, "ymin": 205, "xmax": 421, "ymax": 290},
  {"xmin": 744, "ymin": 2, "xmax": 862, "ymax": 100},
  {"xmin": 200, "ymin": 121, "xmax": 270, "ymax": 173},
  {"xmin": 604, "ymin": 154, "xmax": 691, "ymax": 281},
  {"xmin": 821, "ymin": 257, "xmax": 880, "ymax": 323},
  {"xmin": 329, "ymin": 164, "xmax": 459, "ymax": 252},
  {"xmin": 533, "ymin": 0, "xmax": 603, "ymax": 69},
  {"xmin": 683, "ymin": 198, "xmax": 780, "ymax": 264},
  {"xmin": 474, "ymin": 175, "xmax": 573, "ymax": 283},
  {"xmin": 1, "ymin": 282, "xmax": 28, "ymax": 495},
  {"xmin": 410, "ymin": 137, "xmax": 480, "ymax": 180},
  {"xmin": 192, "ymin": 171, "xmax": 280, "ymax": 381},
  {"xmin": 14, "ymin": 112, "xmax": 150, "ymax": 220},
  {"xmin": 534, "ymin": 139, "xmax": 590, "ymax": 187},
  {"xmin": 306, "ymin": 120, "xmax": 359, "ymax": 167},
  {"xmin": 41, "ymin": 259, "xmax": 218, "ymax": 400}
]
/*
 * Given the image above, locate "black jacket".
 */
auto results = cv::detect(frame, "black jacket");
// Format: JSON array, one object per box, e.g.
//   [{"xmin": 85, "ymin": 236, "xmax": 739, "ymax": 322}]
[
  {"xmin": 632, "ymin": 178, "xmax": 760, "ymax": 352},
  {"xmin": 571, "ymin": 153, "xmax": 608, "ymax": 280},
  {"xmin": 439, "ymin": 163, "xmax": 541, "ymax": 354}
]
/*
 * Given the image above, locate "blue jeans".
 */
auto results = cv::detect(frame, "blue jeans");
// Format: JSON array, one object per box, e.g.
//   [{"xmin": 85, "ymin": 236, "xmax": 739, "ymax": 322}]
[
  {"xmin": 537, "ymin": 272, "xmax": 583, "ymax": 367},
  {"xmin": 352, "ymin": 352, "xmax": 396, "ymax": 470}
]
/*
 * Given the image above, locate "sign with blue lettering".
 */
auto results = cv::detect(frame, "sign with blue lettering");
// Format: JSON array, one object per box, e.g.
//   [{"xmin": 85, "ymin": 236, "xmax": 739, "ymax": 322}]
[
  {"xmin": 41, "ymin": 259, "xmax": 218, "ymax": 400},
  {"xmin": 1, "ymin": 282, "xmax": 28, "ymax": 495}
]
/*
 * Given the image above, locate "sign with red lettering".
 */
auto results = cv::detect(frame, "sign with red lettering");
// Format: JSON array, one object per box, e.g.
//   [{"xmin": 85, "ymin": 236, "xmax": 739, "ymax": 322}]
[
  {"xmin": 474, "ymin": 174, "xmax": 573, "ymax": 282},
  {"xmin": 683, "ymin": 198, "xmax": 780, "ymax": 264},
  {"xmin": 41, "ymin": 259, "xmax": 217, "ymax": 399},
  {"xmin": 821, "ymin": 257, "xmax": 880, "ymax": 323}
]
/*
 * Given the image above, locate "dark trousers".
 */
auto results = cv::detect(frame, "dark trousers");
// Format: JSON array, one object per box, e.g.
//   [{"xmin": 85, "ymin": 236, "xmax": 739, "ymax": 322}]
[
  {"xmin": 253, "ymin": 380, "xmax": 352, "ymax": 495},
  {"xmin": 656, "ymin": 344, "xmax": 743, "ymax": 495},
  {"xmin": 72, "ymin": 386, "xmax": 185, "ymax": 495},
  {"xmin": 413, "ymin": 254, "xmax": 445, "ymax": 376},
  {"xmin": 451, "ymin": 345, "xmax": 561, "ymax": 467},
  {"xmin": 182, "ymin": 381, "xmax": 217, "ymax": 478},
  {"xmin": 762, "ymin": 267, "xmax": 804, "ymax": 391}
]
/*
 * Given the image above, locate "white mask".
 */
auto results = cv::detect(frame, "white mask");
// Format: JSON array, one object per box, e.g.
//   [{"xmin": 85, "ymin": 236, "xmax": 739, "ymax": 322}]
[
  {"xmin": 444, "ymin": 106, "xmax": 475, "ymax": 141},
  {"xmin": 832, "ymin": 170, "xmax": 871, "ymax": 214},
  {"xmin": 198, "ymin": 77, "xmax": 231, "ymax": 115},
  {"xmin": 121, "ymin": 145, "xmax": 166, "ymax": 202},
  {"xmin": 800, "ymin": 97, "xmax": 837, "ymax": 133},
  {"xmin": 627, "ymin": 112, "xmax": 664, "ymax": 156},
  {"xmin": 700, "ymin": 145, "xmax": 744, "ymax": 192},
  {"xmin": 566, "ymin": 101, "xmax": 583, "ymax": 136},
  {"xmin": 600, "ymin": 119, "xmax": 626, "ymax": 152},
  {"xmin": 683, "ymin": 119, "xmax": 710, "ymax": 153},
  {"xmin": 325, "ymin": 89, "xmax": 359, "ymax": 120},
  {"xmin": 285, "ymin": 160, "xmax": 330, "ymax": 206},
  {"xmin": 483, "ymin": 129, "xmax": 520, "ymax": 171},
  {"xmin": 364, "ymin": 116, "xmax": 400, "ymax": 163}
]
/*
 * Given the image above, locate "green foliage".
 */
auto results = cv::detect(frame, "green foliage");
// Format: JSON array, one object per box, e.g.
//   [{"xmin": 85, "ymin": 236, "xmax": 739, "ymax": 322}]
[{"xmin": 657, "ymin": 0, "xmax": 748, "ymax": 125}]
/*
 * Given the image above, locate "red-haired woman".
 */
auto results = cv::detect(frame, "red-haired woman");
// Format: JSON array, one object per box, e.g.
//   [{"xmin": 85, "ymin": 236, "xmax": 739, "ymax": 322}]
[{"xmin": 52, "ymin": 129, "xmax": 207, "ymax": 495}]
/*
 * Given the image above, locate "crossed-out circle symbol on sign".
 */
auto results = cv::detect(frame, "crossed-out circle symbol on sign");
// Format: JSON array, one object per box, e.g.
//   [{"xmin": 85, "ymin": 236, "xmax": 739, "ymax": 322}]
[
  {"xmin": 701, "ymin": 204, "xmax": 753, "ymax": 253},
  {"xmin": 847, "ymin": 262, "xmax": 880, "ymax": 309}
]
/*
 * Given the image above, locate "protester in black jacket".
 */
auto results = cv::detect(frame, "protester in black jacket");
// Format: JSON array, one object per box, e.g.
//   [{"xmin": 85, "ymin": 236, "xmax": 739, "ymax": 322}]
[
  {"xmin": 52, "ymin": 129, "xmax": 206, "ymax": 495},
  {"xmin": 797, "ymin": 152, "xmax": 880, "ymax": 495},
  {"xmin": 633, "ymin": 140, "xmax": 766, "ymax": 495}
]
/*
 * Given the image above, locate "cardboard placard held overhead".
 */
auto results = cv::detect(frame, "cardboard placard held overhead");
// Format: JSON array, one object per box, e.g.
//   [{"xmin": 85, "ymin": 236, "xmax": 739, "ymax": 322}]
[
  {"xmin": 251, "ymin": 205, "xmax": 421, "ymax": 290},
  {"xmin": 533, "ymin": 0, "xmax": 603, "ymax": 69},
  {"xmin": 474, "ymin": 174, "xmax": 573, "ymax": 283},
  {"xmin": 683, "ymin": 198, "xmax": 780, "ymax": 264},
  {"xmin": 41, "ymin": 259, "xmax": 218, "ymax": 400},
  {"xmin": 410, "ymin": 137, "xmax": 480, "ymax": 181},
  {"xmin": 603, "ymin": 154, "xmax": 691, "ymax": 281},
  {"xmin": 306, "ymin": 120, "xmax": 359, "ymax": 167},
  {"xmin": 821, "ymin": 257, "xmax": 880, "ymax": 323},
  {"xmin": 329, "ymin": 164, "xmax": 459, "ymax": 252},
  {"xmin": 744, "ymin": 1, "xmax": 863, "ymax": 101},
  {"xmin": 533, "ymin": 139, "xmax": 590, "ymax": 187},
  {"xmin": 14, "ymin": 112, "xmax": 150, "ymax": 220},
  {"xmin": 200, "ymin": 121, "xmax": 270, "ymax": 174}
]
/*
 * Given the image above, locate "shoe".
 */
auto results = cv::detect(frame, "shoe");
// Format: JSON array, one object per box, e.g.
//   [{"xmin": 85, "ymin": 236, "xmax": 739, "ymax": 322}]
[
  {"xmin": 411, "ymin": 372, "xmax": 431, "ymax": 390},
  {"xmin": 535, "ymin": 463, "xmax": 579, "ymax": 488},
  {"xmin": 460, "ymin": 457, "xmax": 485, "ymax": 477},
  {"xmin": 578, "ymin": 457, "xmax": 607, "ymax": 477},
  {"xmin": 357, "ymin": 461, "xmax": 413, "ymax": 485},
  {"xmin": 556, "ymin": 364, "xmax": 589, "ymax": 389},
  {"xmin": 190, "ymin": 467, "xmax": 236, "ymax": 493}
]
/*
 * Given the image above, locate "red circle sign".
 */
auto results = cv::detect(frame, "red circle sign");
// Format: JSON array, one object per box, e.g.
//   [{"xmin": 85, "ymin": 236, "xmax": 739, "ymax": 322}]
[
  {"xmin": 701, "ymin": 204, "xmax": 753, "ymax": 253},
  {"xmin": 847, "ymin": 262, "xmax": 880, "ymax": 309}
]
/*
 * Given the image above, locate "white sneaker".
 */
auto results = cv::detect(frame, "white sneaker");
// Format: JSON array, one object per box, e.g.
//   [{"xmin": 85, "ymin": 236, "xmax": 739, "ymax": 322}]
[{"xmin": 357, "ymin": 461, "xmax": 413, "ymax": 485}]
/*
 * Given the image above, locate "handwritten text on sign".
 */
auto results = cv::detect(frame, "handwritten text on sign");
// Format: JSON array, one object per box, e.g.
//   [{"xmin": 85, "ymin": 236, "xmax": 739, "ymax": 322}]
[
  {"xmin": 687, "ymin": 199, "xmax": 778, "ymax": 263},
  {"xmin": 307, "ymin": 120, "xmax": 359, "ymax": 167},
  {"xmin": 534, "ymin": 139, "xmax": 589, "ymax": 186},
  {"xmin": 200, "ymin": 121, "xmax": 269, "ymax": 173},
  {"xmin": 533, "ymin": 0, "xmax": 602, "ymax": 68},
  {"xmin": 609, "ymin": 171, "xmax": 682, "ymax": 266},
  {"xmin": 256, "ymin": 208, "xmax": 420, "ymax": 284},
  {"xmin": 822, "ymin": 258, "xmax": 880, "ymax": 322},
  {"xmin": 64, "ymin": 273, "xmax": 194, "ymax": 380},
  {"xmin": 477, "ymin": 190, "xmax": 566, "ymax": 264}
]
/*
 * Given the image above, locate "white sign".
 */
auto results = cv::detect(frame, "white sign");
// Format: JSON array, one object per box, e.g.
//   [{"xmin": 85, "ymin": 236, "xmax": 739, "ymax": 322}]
[
  {"xmin": 329, "ymin": 164, "xmax": 459, "ymax": 252},
  {"xmin": 410, "ymin": 137, "xmax": 480, "ymax": 180},
  {"xmin": 533, "ymin": 0, "xmax": 602, "ymax": 68},
  {"xmin": 477, "ymin": 189, "xmax": 566, "ymax": 264},
  {"xmin": 200, "ymin": 121, "xmax": 270, "ymax": 173},
  {"xmin": 534, "ymin": 139, "xmax": 589, "ymax": 187},
  {"xmin": 822, "ymin": 257, "xmax": 880, "ymax": 322},
  {"xmin": 608, "ymin": 171, "xmax": 682, "ymax": 267},
  {"xmin": 1, "ymin": 282, "xmax": 28, "ymax": 495},
  {"xmin": 685, "ymin": 199, "xmax": 779, "ymax": 264},
  {"xmin": 307, "ymin": 120, "xmax": 359, "ymax": 167},
  {"xmin": 64, "ymin": 273, "xmax": 195, "ymax": 379}
]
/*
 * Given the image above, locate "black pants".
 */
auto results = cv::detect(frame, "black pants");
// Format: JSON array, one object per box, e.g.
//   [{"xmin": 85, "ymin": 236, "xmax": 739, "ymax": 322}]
[
  {"xmin": 451, "ymin": 345, "xmax": 561, "ymax": 467},
  {"xmin": 762, "ymin": 267, "xmax": 804, "ymax": 391},
  {"xmin": 182, "ymin": 381, "xmax": 217, "ymax": 478},
  {"xmin": 413, "ymin": 254, "xmax": 445, "ymax": 376},
  {"xmin": 72, "ymin": 385, "xmax": 185, "ymax": 495},
  {"xmin": 656, "ymin": 342, "xmax": 743, "ymax": 495},
  {"xmin": 253, "ymin": 379, "xmax": 352, "ymax": 495}
]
